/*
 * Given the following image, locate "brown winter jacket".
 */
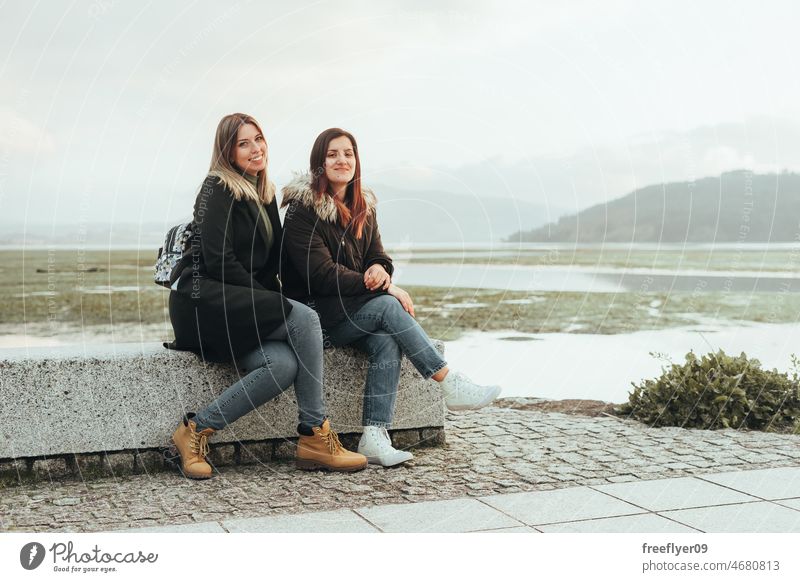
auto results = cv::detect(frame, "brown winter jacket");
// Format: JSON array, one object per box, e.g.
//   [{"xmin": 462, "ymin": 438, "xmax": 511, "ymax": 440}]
[{"xmin": 280, "ymin": 173, "xmax": 393, "ymax": 330}]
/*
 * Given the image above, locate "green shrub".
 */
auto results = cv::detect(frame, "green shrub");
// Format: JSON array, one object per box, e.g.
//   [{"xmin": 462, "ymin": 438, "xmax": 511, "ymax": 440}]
[{"xmin": 615, "ymin": 350, "xmax": 800, "ymax": 432}]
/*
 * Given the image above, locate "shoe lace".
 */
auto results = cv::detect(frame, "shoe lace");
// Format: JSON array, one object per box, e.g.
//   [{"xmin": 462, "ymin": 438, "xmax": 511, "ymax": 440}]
[
  {"xmin": 189, "ymin": 430, "xmax": 210, "ymax": 458},
  {"xmin": 447, "ymin": 372, "xmax": 492, "ymax": 402},
  {"xmin": 363, "ymin": 427, "xmax": 394, "ymax": 454},
  {"xmin": 321, "ymin": 428, "xmax": 344, "ymax": 455},
  {"xmin": 456, "ymin": 372, "xmax": 485, "ymax": 396},
  {"xmin": 449, "ymin": 371, "xmax": 466, "ymax": 394}
]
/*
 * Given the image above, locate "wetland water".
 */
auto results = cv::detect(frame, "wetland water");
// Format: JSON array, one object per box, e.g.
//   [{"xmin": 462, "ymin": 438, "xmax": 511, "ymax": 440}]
[
  {"xmin": 445, "ymin": 322, "xmax": 800, "ymax": 403},
  {"xmin": 3, "ymin": 244, "xmax": 800, "ymax": 403},
  {"xmin": 392, "ymin": 263, "xmax": 800, "ymax": 294}
]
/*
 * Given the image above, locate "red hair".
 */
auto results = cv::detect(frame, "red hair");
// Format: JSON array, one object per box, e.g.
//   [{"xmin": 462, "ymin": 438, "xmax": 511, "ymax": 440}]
[{"xmin": 309, "ymin": 128, "xmax": 368, "ymax": 239}]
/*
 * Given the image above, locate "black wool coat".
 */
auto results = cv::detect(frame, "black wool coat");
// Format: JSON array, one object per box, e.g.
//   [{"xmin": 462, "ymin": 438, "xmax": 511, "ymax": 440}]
[
  {"xmin": 167, "ymin": 173, "xmax": 292, "ymax": 363},
  {"xmin": 279, "ymin": 173, "xmax": 393, "ymax": 331}
]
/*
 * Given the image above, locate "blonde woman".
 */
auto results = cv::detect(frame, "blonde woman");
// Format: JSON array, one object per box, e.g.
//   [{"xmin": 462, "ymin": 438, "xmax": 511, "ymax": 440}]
[{"xmin": 166, "ymin": 114, "xmax": 365, "ymax": 478}]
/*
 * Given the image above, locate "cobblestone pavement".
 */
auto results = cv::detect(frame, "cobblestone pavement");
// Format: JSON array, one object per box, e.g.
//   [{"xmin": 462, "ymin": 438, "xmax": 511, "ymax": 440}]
[{"xmin": 1, "ymin": 408, "xmax": 798, "ymax": 532}]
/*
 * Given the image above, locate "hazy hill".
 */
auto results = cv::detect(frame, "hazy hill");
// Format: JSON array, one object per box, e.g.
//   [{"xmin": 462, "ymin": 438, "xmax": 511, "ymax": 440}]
[
  {"xmin": 0, "ymin": 222, "xmax": 170, "ymax": 248},
  {"xmin": 508, "ymin": 170, "xmax": 800, "ymax": 243},
  {"xmin": 372, "ymin": 184, "xmax": 561, "ymax": 244},
  {"xmin": 1, "ymin": 185, "xmax": 563, "ymax": 247}
]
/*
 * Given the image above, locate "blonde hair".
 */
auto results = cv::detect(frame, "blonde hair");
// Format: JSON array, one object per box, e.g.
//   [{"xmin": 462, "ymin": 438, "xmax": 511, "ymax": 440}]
[{"xmin": 208, "ymin": 113, "xmax": 275, "ymax": 204}]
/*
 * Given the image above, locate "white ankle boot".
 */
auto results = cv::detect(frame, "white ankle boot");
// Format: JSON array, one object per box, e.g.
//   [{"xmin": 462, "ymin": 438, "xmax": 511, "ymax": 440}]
[
  {"xmin": 358, "ymin": 426, "xmax": 414, "ymax": 467},
  {"xmin": 440, "ymin": 370, "xmax": 502, "ymax": 411}
]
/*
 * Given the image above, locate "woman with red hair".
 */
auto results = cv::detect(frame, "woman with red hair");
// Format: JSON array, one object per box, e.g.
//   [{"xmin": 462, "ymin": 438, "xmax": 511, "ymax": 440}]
[{"xmin": 281, "ymin": 128, "xmax": 501, "ymax": 467}]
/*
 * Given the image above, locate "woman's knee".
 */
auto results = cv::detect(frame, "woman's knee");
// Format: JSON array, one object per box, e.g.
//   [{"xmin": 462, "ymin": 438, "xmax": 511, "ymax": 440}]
[
  {"xmin": 369, "ymin": 294, "xmax": 404, "ymax": 317},
  {"xmin": 287, "ymin": 300, "xmax": 321, "ymax": 328},
  {"xmin": 374, "ymin": 295, "xmax": 412, "ymax": 327},
  {"xmin": 258, "ymin": 342, "xmax": 299, "ymax": 387}
]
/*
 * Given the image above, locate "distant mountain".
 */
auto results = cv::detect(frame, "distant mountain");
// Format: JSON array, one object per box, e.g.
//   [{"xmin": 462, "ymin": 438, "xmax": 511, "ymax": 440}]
[
  {"xmin": 1, "ymin": 185, "xmax": 563, "ymax": 247},
  {"xmin": 370, "ymin": 184, "xmax": 562, "ymax": 244},
  {"xmin": 507, "ymin": 170, "xmax": 800, "ymax": 243},
  {"xmin": 0, "ymin": 222, "xmax": 171, "ymax": 248}
]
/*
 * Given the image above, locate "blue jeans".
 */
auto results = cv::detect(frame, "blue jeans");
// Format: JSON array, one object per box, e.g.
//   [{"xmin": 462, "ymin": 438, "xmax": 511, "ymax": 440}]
[
  {"xmin": 325, "ymin": 294, "xmax": 447, "ymax": 427},
  {"xmin": 193, "ymin": 299, "xmax": 326, "ymax": 431}
]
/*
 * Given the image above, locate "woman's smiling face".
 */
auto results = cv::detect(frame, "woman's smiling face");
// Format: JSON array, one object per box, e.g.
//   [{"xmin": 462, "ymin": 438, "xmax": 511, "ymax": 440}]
[
  {"xmin": 231, "ymin": 123, "xmax": 267, "ymax": 176},
  {"xmin": 324, "ymin": 135, "xmax": 356, "ymax": 186}
]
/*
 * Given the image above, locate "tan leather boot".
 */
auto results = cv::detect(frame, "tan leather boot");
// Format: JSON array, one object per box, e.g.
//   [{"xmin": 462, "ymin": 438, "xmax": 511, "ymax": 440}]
[
  {"xmin": 296, "ymin": 419, "xmax": 367, "ymax": 472},
  {"xmin": 171, "ymin": 415, "xmax": 215, "ymax": 479}
]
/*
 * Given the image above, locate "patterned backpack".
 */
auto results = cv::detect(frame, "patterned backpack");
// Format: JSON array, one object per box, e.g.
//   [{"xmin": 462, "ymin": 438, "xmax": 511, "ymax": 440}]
[{"xmin": 154, "ymin": 222, "xmax": 194, "ymax": 289}]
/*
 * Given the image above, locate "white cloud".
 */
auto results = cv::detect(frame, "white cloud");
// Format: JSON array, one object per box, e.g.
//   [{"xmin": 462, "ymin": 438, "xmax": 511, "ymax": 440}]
[
  {"xmin": 376, "ymin": 116, "xmax": 800, "ymax": 216},
  {"xmin": 0, "ymin": 107, "xmax": 57, "ymax": 155}
]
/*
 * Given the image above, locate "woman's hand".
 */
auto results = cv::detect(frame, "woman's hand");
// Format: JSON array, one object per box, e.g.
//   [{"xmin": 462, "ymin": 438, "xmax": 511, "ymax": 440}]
[
  {"xmin": 388, "ymin": 284, "xmax": 415, "ymax": 317},
  {"xmin": 364, "ymin": 263, "xmax": 391, "ymax": 291}
]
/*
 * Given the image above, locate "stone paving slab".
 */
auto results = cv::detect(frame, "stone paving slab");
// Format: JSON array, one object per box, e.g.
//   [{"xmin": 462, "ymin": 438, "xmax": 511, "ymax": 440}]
[
  {"xmin": 661, "ymin": 501, "xmax": 800, "ymax": 533},
  {"xmin": 2, "ymin": 408, "xmax": 799, "ymax": 533},
  {"xmin": 354, "ymin": 498, "xmax": 521, "ymax": 533},
  {"xmin": 479, "ymin": 487, "xmax": 644, "ymax": 526},
  {"xmin": 536, "ymin": 513, "xmax": 697, "ymax": 533},
  {"xmin": 593, "ymin": 476, "xmax": 759, "ymax": 511},
  {"xmin": 698, "ymin": 467, "xmax": 800, "ymax": 500},
  {"xmin": 108, "ymin": 469, "xmax": 800, "ymax": 533},
  {"xmin": 775, "ymin": 498, "xmax": 800, "ymax": 511},
  {"xmin": 475, "ymin": 526, "xmax": 538, "ymax": 533},
  {"xmin": 222, "ymin": 509, "xmax": 378, "ymax": 533}
]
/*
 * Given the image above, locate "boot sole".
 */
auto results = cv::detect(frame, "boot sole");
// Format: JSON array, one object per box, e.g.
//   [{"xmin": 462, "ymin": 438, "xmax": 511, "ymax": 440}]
[
  {"xmin": 184, "ymin": 473, "xmax": 212, "ymax": 480},
  {"xmin": 446, "ymin": 385, "xmax": 502, "ymax": 411},
  {"xmin": 162, "ymin": 445, "xmax": 213, "ymax": 480},
  {"xmin": 295, "ymin": 458, "xmax": 368, "ymax": 472},
  {"xmin": 365, "ymin": 453, "xmax": 414, "ymax": 467}
]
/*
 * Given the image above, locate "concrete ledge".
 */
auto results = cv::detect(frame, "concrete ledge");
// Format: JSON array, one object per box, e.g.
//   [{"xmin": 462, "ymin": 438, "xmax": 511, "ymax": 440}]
[{"xmin": 0, "ymin": 341, "xmax": 446, "ymax": 461}]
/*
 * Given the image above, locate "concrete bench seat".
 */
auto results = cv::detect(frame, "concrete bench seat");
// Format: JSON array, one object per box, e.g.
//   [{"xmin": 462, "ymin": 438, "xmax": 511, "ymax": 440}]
[{"xmin": 0, "ymin": 342, "xmax": 445, "ymax": 483}]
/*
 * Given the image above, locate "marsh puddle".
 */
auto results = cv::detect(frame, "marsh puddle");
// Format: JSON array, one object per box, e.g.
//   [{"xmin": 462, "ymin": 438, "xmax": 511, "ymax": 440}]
[
  {"xmin": 445, "ymin": 322, "xmax": 800, "ymax": 403},
  {"xmin": 394, "ymin": 263, "xmax": 800, "ymax": 293}
]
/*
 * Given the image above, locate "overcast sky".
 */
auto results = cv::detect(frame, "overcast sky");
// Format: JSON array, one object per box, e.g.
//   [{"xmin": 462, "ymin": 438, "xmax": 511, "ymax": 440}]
[{"xmin": 2, "ymin": 0, "xmax": 799, "ymax": 230}]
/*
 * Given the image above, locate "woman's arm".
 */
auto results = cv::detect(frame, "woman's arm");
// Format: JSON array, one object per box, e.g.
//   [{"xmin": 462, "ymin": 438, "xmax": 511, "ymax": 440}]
[
  {"xmin": 387, "ymin": 283, "xmax": 415, "ymax": 317},
  {"xmin": 194, "ymin": 176, "xmax": 266, "ymax": 290},
  {"xmin": 283, "ymin": 202, "xmax": 371, "ymax": 296}
]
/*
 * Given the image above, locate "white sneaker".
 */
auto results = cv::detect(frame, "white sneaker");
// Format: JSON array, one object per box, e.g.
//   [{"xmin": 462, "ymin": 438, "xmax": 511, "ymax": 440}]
[
  {"xmin": 440, "ymin": 371, "xmax": 502, "ymax": 411},
  {"xmin": 358, "ymin": 426, "xmax": 414, "ymax": 467}
]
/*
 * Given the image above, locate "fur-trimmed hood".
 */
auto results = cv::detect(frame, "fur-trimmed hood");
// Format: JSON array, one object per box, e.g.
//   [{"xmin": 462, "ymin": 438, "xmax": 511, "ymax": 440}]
[{"xmin": 280, "ymin": 172, "xmax": 377, "ymax": 223}]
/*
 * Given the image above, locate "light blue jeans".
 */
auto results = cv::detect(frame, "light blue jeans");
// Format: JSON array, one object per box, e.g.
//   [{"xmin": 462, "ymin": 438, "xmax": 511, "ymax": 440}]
[
  {"xmin": 325, "ymin": 295, "xmax": 447, "ymax": 427},
  {"xmin": 193, "ymin": 299, "xmax": 326, "ymax": 431}
]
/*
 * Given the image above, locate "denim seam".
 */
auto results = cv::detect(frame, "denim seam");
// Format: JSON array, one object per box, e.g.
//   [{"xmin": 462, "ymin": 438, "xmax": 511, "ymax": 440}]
[
  {"xmin": 372, "ymin": 304, "xmax": 444, "ymax": 378},
  {"xmin": 363, "ymin": 389, "xmax": 372, "ymax": 427},
  {"xmin": 284, "ymin": 307, "xmax": 325, "ymax": 427},
  {"xmin": 284, "ymin": 318, "xmax": 298, "ymax": 347},
  {"xmin": 209, "ymin": 364, "xmax": 270, "ymax": 420},
  {"xmin": 351, "ymin": 313, "xmax": 381, "ymax": 327}
]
